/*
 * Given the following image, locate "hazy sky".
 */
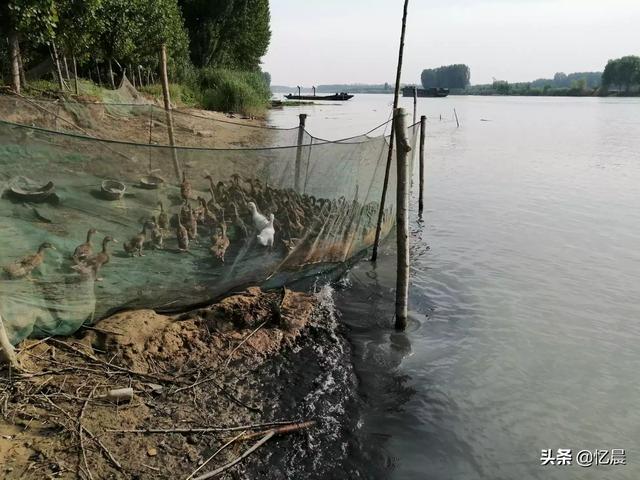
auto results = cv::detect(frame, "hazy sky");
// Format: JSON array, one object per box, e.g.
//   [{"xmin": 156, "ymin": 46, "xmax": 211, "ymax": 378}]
[{"xmin": 262, "ymin": 0, "xmax": 640, "ymax": 86}]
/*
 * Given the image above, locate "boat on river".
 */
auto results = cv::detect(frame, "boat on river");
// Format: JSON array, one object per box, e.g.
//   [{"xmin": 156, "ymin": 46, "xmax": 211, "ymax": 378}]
[
  {"xmin": 285, "ymin": 92, "xmax": 354, "ymax": 101},
  {"xmin": 402, "ymin": 87, "xmax": 449, "ymax": 98}
]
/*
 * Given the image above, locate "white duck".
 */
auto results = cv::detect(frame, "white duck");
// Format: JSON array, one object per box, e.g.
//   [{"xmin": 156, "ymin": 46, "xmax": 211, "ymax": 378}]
[
  {"xmin": 248, "ymin": 201, "xmax": 270, "ymax": 231},
  {"xmin": 257, "ymin": 213, "xmax": 275, "ymax": 249}
]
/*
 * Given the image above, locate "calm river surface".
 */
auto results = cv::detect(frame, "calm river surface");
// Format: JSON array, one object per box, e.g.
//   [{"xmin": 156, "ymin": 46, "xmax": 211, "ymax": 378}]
[{"xmin": 269, "ymin": 94, "xmax": 640, "ymax": 479}]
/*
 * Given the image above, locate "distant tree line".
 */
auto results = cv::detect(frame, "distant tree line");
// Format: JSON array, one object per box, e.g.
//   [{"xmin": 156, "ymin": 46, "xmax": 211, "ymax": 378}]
[
  {"xmin": 529, "ymin": 72, "xmax": 602, "ymax": 89},
  {"xmin": 0, "ymin": 0, "xmax": 271, "ymax": 110},
  {"xmin": 421, "ymin": 64, "xmax": 470, "ymax": 89},
  {"xmin": 456, "ymin": 55, "xmax": 640, "ymax": 97},
  {"xmin": 602, "ymin": 55, "xmax": 640, "ymax": 92}
]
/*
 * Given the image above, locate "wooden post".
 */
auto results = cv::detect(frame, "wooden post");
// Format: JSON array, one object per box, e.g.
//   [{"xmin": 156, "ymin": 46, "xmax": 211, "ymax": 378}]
[
  {"xmin": 418, "ymin": 115, "xmax": 426, "ymax": 215},
  {"xmin": 371, "ymin": 0, "xmax": 409, "ymax": 262},
  {"xmin": 454, "ymin": 108, "xmax": 460, "ymax": 127},
  {"xmin": 394, "ymin": 108, "xmax": 411, "ymax": 331},
  {"xmin": 73, "ymin": 55, "xmax": 79, "ymax": 95},
  {"xmin": 160, "ymin": 44, "xmax": 181, "ymax": 181},
  {"xmin": 294, "ymin": 113, "xmax": 308, "ymax": 192},
  {"xmin": 413, "ymin": 86, "xmax": 418, "ymax": 124}
]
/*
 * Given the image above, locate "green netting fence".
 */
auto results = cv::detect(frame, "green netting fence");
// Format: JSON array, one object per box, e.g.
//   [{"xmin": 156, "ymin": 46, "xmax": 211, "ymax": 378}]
[{"xmin": 0, "ymin": 91, "xmax": 417, "ymax": 345}]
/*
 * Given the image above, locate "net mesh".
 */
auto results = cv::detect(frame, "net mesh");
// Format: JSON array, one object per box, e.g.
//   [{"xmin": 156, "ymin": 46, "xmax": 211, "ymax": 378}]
[{"xmin": 0, "ymin": 92, "xmax": 416, "ymax": 345}]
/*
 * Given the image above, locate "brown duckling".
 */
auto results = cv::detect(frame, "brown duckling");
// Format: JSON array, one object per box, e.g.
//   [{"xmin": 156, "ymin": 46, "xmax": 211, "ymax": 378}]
[
  {"xmin": 123, "ymin": 223, "xmax": 147, "ymax": 257},
  {"xmin": 186, "ymin": 204, "xmax": 198, "ymax": 240},
  {"xmin": 210, "ymin": 221, "xmax": 230, "ymax": 263},
  {"xmin": 157, "ymin": 202, "xmax": 169, "ymax": 230},
  {"xmin": 204, "ymin": 174, "xmax": 223, "ymax": 215},
  {"xmin": 81, "ymin": 236, "xmax": 116, "ymax": 281},
  {"xmin": 198, "ymin": 196, "xmax": 218, "ymax": 230},
  {"xmin": 148, "ymin": 217, "xmax": 164, "ymax": 249},
  {"xmin": 177, "ymin": 214, "xmax": 189, "ymax": 251},
  {"xmin": 72, "ymin": 228, "xmax": 97, "ymax": 264},
  {"xmin": 4, "ymin": 242, "xmax": 56, "ymax": 279},
  {"xmin": 180, "ymin": 171, "xmax": 192, "ymax": 201},
  {"xmin": 232, "ymin": 204, "xmax": 249, "ymax": 240}
]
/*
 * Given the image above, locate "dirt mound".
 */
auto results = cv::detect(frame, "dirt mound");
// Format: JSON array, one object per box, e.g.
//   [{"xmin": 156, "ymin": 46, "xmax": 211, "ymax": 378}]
[{"xmin": 0, "ymin": 287, "xmax": 320, "ymax": 479}]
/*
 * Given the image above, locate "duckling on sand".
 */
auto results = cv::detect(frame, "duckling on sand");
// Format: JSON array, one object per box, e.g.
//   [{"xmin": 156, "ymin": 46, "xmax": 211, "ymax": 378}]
[
  {"xmin": 79, "ymin": 236, "xmax": 116, "ymax": 281},
  {"xmin": 210, "ymin": 221, "xmax": 230, "ymax": 263},
  {"xmin": 177, "ymin": 214, "xmax": 189, "ymax": 251},
  {"xmin": 123, "ymin": 223, "xmax": 147, "ymax": 257},
  {"xmin": 72, "ymin": 228, "xmax": 97, "ymax": 264},
  {"xmin": 4, "ymin": 242, "xmax": 56, "ymax": 279},
  {"xmin": 148, "ymin": 217, "xmax": 164, "ymax": 249},
  {"xmin": 157, "ymin": 202, "xmax": 169, "ymax": 230}
]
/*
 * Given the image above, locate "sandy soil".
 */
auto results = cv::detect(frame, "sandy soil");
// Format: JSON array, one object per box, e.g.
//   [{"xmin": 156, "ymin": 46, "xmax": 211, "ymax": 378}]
[
  {"xmin": 0, "ymin": 94, "xmax": 279, "ymax": 149},
  {"xmin": 0, "ymin": 287, "xmax": 321, "ymax": 479}
]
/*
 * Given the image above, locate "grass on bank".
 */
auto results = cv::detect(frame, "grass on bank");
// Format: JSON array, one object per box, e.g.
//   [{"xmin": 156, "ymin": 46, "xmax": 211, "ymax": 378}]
[{"xmin": 11, "ymin": 68, "xmax": 272, "ymax": 115}]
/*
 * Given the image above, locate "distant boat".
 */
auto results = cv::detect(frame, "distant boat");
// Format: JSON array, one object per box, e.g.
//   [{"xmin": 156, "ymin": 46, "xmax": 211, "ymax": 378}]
[
  {"xmin": 285, "ymin": 92, "xmax": 354, "ymax": 101},
  {"xmin": 402, "ymin": 87, "xmax": 449, "ymax": 98}
]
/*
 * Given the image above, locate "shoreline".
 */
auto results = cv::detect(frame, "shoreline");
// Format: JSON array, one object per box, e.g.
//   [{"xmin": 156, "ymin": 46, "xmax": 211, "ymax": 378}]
[{"xmin": 0, "ymin": 286, "xmax": 355, "ymax": 479}]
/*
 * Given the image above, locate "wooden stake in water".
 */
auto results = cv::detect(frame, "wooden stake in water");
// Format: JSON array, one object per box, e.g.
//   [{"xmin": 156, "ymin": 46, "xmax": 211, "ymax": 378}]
[
  {"xmin": 294, "ymin": 113, "xmax": 308, "ymax": 192},
  {"xmin": 394, "ymin": 108, "xmax": 411, "ymax": 330},
  {"xmin": 159, "ymin": 44, "xmax": 181, "ymax": 181},
  {"xmin": 418, "ymin": 115, "xmax": 426, "ymax": 215},
  {"xmin": 372, "ymin": 0, "xmax": 410, "ymax": 262},
  {"xmin": 413, "ymin": 86, "xmax": 418, "ymax": 125}
]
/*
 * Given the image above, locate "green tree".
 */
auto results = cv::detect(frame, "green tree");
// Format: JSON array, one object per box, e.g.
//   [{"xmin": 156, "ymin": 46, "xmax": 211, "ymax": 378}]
[
  {"xmin": 179, "ymin": 0, "xmax": 271, "ymax": 70},
  {"xmin": 602, "ymin": 56, "xmax": 640, "ymax": 92},
  {"xmin": 421, "ymin": 64, "xmax": 470, "ymax": 89},
  {"xmin": 0, "ymin": 0, "xmax": 58, "ymax": 93}
]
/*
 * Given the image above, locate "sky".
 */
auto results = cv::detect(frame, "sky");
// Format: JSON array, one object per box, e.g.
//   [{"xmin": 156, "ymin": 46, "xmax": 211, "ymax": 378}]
[{"xmin": 262, "ymin": 0, "xmax": 640, "ymax": 86}]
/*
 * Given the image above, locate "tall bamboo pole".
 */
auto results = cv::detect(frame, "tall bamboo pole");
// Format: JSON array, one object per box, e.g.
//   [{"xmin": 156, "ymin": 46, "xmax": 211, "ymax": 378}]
[
  {"xmin": 418, "ymin": 115, "xmax": 426, "ymax": 215},
  {"xmin": 413, "ymin": 86, "xmax": 418, "ymax": 124},
  {"xmin": 371, "ymin": 0, "xmax": 409, "ymax": 262},
  {"xmin": 294, "ymin": 113, "xmax": 308, "ymax": 192},
  {"xmin": 394, "ymin": 108, "xmax": 411, "ymax": 330},
  {"xmin": 160, "ymin": 44, "xmax": 181, "ymax": 181}
]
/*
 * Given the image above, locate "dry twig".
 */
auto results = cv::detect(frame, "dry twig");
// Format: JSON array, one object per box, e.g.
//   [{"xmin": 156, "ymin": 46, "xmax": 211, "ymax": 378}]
[
  {"xmin": 185, "ymin": 430, "xmax": 247, "ymax": 480},
  {"xmin": 192, "ymin": 431, "xmax": 275, "ymax": 480}
]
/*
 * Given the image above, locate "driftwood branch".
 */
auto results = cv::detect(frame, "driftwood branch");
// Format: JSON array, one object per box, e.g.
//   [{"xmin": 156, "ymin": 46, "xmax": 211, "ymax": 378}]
[
  {"xmin": 236, "ymin": 420, "xmax": 316, "ymax": 442},
  {"xmin": 108, "ymin": 419, "xmax": 306, "ymax": 435}
]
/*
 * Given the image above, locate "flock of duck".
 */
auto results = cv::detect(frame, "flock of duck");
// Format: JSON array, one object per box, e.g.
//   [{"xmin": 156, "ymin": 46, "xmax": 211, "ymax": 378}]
[{"xmin": 2, "ymin": 172, "xmax": 378, "ymax": 282}]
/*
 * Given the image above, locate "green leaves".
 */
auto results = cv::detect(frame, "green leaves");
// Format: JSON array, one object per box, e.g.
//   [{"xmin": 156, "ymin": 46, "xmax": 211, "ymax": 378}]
[
  {"xmin": 602, "ymin": 56, "xmax": 640, "ymax": 92},
  {"xmin": 2, "ymin": 0, "xmax": 58, "ymax": 44},
  {"xmin": 421, "ymin": 65, "xmax": 470, "ymax": 90},
  {"xmin": 179, "ymin": 0, "xmax": 271, "ymax": 70}
]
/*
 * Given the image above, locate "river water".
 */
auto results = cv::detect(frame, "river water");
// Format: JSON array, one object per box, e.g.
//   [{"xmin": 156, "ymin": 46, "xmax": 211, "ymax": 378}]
[{"xmin": 269, "ymin": 95, "xmax": 640, "ymax": 479}]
